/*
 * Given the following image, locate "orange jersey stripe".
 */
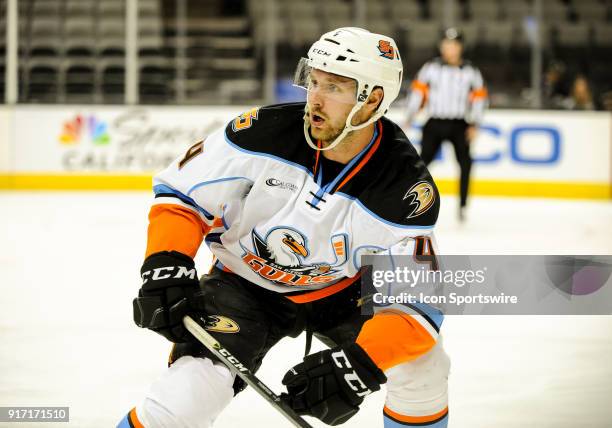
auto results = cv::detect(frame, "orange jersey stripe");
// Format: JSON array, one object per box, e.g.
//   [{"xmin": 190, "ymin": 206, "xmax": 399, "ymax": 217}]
[
  {"xmin": 470, "ymin": 87, "xmax": 488, "ymax": 101},
  {"xmin": 384, "ymin": 405, "xmax": 448, "ymax": 424},
  {"xmin": 356, "ymin": 309, "xmax": 436, "ymax": 371},
  {"xmin": 411, "ymin": 80, "xmax": 429, "ymax": 108},
  {"xmin": 285, "ymin": 273, "xmax": 361, "ymax": 304},
  {"xmin": 411, "ymin": 79, "xmax": 429, "ymax": 95},
  {"xmin": 129, "ymin": 408, "xmax": 145, "ymax": 428},
  {"xmin": 146, "ymin": 204, "xmax": 208, "ymax": 258},
  {"xmin": 335, "ymin": 121, "xmax": 383, "ymax": 193}
]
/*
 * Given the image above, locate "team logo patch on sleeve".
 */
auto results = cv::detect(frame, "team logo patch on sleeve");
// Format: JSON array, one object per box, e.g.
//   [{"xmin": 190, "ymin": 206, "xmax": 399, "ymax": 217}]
[{"xmin": 403, "ymin": 181, "xmax": 436, "ymax": 219}]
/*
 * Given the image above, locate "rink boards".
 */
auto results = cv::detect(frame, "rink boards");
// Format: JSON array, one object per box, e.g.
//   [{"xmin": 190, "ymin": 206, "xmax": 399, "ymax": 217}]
[{"xmin": 0, "ymin": 105, "xmax": 610, "ymax": 199}]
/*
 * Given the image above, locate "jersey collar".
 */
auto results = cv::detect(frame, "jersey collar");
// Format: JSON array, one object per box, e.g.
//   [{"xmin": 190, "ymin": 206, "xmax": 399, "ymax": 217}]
[{"xmin": 312, "ymin": 120, "xmax": 383, "ymax": 195}]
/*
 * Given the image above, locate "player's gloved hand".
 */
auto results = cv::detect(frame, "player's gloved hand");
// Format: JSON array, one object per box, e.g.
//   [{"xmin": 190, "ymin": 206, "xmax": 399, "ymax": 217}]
[
  {"xmin": 281, "ymin": 343, "xmax": 386, "ymax": 426},
  {"xmin": 133, "ymin": 251, "xmax": 202, "ymax": 342}
]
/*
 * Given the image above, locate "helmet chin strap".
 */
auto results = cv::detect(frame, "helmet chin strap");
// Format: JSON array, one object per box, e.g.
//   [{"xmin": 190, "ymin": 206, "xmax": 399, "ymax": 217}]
[{"xmin": 303, "ymin": 102, "xmax": 384, "ymax": 151}]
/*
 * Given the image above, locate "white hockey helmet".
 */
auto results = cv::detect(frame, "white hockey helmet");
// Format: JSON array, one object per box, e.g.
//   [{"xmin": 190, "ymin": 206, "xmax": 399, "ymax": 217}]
[{"xmin": 294, "ymin": 27, "xmax": 404, "ymax": 150}]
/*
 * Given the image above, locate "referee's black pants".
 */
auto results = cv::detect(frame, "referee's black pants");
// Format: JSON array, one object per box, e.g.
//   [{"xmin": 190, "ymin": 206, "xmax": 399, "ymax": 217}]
[{"xmin": 420, "ymin": 118, "xmax": 472, "ymax": 208}]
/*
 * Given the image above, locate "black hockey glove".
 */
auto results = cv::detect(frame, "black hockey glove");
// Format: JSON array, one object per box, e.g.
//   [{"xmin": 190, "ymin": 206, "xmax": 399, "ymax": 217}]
[
  {"xmin": 133, "ymin": 251, "xmax": 202, "ymax": 343},
  {"xmin": 281, "ymin": 343, "xmax": 386, "ymax": 426}
]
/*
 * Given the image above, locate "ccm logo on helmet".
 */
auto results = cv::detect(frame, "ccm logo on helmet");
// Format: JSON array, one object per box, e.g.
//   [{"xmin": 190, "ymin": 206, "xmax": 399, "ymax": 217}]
[
  {"xmin": 377, "ymin": 40, "xmax": 395, "ymax": 59},
  {"xmin": 331, "ymin": 350, "xmax": 372, "ymax": 397},
  {"xmin": 312, "ymin": 48, "xmax": 331, "ymax": 57}
]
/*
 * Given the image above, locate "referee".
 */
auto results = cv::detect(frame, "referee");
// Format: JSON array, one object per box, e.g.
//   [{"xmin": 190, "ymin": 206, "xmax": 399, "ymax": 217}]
[{"xmin": 405, "ymin": 28, "xmax": 488, "ymax": 221}]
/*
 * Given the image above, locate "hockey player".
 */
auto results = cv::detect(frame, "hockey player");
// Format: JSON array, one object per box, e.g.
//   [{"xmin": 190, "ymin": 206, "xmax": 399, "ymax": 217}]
[{"xmin": 118, "ymin": 27, "xmax": 449, "ymax": 428}]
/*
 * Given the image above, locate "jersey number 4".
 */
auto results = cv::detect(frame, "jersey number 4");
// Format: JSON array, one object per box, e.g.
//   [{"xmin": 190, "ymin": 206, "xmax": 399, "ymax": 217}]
[
  {"xmin": 414, "ymin": 236, "xmax": 438, "ymax": 271},
  {"xmin": 179, "ymin": 140, "xmax": 204, "ymax": 169}
]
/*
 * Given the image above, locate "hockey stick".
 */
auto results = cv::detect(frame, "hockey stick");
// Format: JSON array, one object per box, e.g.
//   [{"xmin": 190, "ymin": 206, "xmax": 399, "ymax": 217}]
[{"xmin": 183, "ymin": 315, "xmax": 313, "ymax": 428}]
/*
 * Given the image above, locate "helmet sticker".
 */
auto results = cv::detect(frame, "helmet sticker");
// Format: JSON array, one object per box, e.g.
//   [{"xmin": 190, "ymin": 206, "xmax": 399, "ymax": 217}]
[{"xmin": 377, "ymin": 40, "xmax": 395, "ymax": 60}]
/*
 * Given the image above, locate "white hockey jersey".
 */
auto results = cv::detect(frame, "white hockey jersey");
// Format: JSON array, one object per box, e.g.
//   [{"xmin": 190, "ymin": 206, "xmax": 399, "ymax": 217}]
[{"xmin": 149, "ymin": 103, "xmax": 439, "ymax": 298}]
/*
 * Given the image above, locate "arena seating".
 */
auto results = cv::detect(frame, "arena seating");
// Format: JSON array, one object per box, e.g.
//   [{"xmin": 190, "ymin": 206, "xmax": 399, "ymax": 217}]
[{"xmin": 2, "ymin": 0, "xmax": 610, "ymax": 107}]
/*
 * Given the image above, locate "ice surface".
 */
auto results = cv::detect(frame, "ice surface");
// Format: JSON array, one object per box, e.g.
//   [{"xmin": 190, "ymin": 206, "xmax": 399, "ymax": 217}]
[{"xmin": 0, "ymin": 192, "xmax": 610, "ymax": 427}]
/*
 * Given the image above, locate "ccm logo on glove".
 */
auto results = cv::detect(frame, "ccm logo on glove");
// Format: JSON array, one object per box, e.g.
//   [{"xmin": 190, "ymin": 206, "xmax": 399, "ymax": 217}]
[
  {"xmin": 133, "ymin": 251, "xmax": 203, "ymax": 343},
  {"xmin": 281, "ymin": 343, "xmax": 386, "ymax": 425},
  {"xmin": 141, "ymin": 266, "xmax": 197, "ymax": 284},
  {"xmin": 331, "ymin": 350, "xmax": 372, "ymax": 398}
]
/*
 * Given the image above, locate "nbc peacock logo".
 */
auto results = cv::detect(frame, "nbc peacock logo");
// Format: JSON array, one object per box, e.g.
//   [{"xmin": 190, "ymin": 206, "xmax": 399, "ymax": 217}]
[{"xmin": 59, "ymin": 114, "xmax": 110, "ymax": 145}]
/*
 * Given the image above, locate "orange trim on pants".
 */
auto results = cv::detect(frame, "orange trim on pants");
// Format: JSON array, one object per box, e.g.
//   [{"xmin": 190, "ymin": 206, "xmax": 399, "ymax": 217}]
[
  {"xmin": 384, "ymin": 405, "xmax": 448, "ymax": 424},
  {"xmin": 129, "ymin": 407, "xmax": 145, "ymax": 428}
]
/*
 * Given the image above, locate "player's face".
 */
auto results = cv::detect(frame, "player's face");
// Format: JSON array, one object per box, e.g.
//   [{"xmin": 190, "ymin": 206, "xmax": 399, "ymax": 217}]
[{"xmin": 305, "ymin": 69, "xmax": 357, "ymax": 142}]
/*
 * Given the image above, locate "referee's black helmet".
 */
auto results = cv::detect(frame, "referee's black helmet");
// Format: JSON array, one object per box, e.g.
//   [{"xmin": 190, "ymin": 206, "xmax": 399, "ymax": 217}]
[{"xmin": 442, "ymin": 27, "xmax": 464, "ymax": 43}]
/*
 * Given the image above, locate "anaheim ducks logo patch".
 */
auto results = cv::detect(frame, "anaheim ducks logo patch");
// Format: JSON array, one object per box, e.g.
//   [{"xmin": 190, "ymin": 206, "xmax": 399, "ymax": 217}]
[
  {"xmin": 403, "ymin": 181, "xmax": 436, "ymax": 219},
  {"xmin": 202, "ymin": 315, "xmax": 240, "ymax": 333}
]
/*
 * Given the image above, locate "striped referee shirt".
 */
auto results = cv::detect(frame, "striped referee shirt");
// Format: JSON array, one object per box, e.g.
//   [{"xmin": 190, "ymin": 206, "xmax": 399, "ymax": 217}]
[{"xmin": 406, "ymin": 57, "xmax": 488, "ymax": 125}]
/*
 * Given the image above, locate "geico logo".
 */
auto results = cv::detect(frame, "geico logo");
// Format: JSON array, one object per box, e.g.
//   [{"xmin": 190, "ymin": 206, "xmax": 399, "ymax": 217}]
[
  {"xmin": 476, "ymin": 125, "xmax": 561, "ymax": 165},
  {"xmin": 141, "ymin": 266, "xmax": 197, "ymax": 284},
  {"xmin": 412, "ymin": 125, "xmax": 562, "ymax": 165}
]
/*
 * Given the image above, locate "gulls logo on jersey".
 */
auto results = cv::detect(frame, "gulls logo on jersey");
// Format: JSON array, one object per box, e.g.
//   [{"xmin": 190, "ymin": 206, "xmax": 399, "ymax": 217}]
[
  {"xmin": 403, "ymin": 181, "xmax": 436, "ymax": 219},
  {"xmin": 240, "ymin": 227, "xmax": 348, "ymax": 286}
]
